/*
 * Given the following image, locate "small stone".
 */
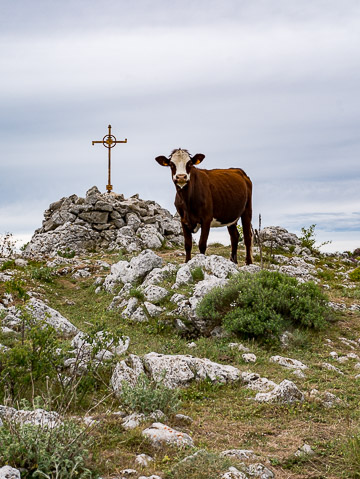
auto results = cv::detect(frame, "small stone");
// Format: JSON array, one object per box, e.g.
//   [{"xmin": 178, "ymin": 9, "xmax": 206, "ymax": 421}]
[
  {"xmin": 321, "ymin": 362, "xmax": 344, "ymax": 375},
  {"xmin": 221, "ymin": 467, "xmax": 247, "ymax": 479},
  {"xmin": 254, "ymin": 380, "xmax": 304, "ymax": 403},
  {"xmin": 120, "ymin": 469, "xmax": 137, "ymax": 477},
  {"xmin": 0, "ymin": 466, "xmax": 21, "ymax": 479},
  {"xmin": 295, "ymin": 443, "xmax": 315, "ymax": 457},
  {"xmin": 135, "ymin": 454, "xmax": 154, "ymax": 467},
  {"xmin": 270, "ymin": 355, "xmax": 307, "ymax": 370},
  {"xmin": 242, "ymin": 353, "xmax": 257, "ymax": 363}
]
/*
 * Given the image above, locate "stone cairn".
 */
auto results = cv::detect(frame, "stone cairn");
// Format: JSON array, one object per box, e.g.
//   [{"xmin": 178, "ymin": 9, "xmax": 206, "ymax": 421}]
[{"xmin": 24, "ymin": 186, "xmax": 183, "ymax": 256}]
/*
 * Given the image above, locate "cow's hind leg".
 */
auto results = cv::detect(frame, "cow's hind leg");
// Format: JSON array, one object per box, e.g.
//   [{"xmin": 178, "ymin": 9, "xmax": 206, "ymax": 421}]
[
  {"xmin": 228, "ymin": 223, "xmax": 240, "ymax": 263},
  {"xmin": 198, "ymin": 223, "xmax": 210, "ymax": 255},
  {"xmin": 241, "ymin": 206, "xmax": 253, "ymax": 265},
  {"xmin": 182, "ymin": 223, "xmax": 193, "ymax": 262}
]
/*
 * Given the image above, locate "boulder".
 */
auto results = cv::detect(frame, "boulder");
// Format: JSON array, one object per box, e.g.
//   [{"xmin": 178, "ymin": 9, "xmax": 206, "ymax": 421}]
[
  {"xmin": 142, "ymin": 352, "xmax": 241, "ymax": 389},
  {"xmin": 26, "ymin": 298, "xmax": 78, "ymax": 337},
  {"xmin": 254, "ymin": 379, "xmax": 304, "ymax": 403},
  {"xmin": 142, "ymin": 422, "xmax": 194, "ymax": 448},
  {"xmin": 103, "ymin": 250, "xmax": 163, "ymax": 291}
]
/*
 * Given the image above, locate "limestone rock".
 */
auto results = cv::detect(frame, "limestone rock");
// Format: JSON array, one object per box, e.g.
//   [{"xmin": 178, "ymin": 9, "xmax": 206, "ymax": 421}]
[
  {"xmin": 103, "ymin": 250, "xmax": 163, "ymax": 291},
  {"xmin": 254, "ymin": 379, "xmax": 304, "ymax": 403},
  {"xmin": 0, "ymin": 405, "xmax": 61, "ymax": 428},
  {"xmin": 270, "ymin": 355, "xmax": 308, "ymax": 370},
  {"xmin": 221, "ymin": 449, "xmax": 257, "ymax": 460},
  {"xmin": 142, "ymin": 422, "xmax": 194, "ymax": 448},
  {"xmin": 143, "ymin": 352, "xmax": 240, "ymax": 389},
  {"xmin": 241, "ymin": 372, "xmax": 277, "ymax": 392},
  {"xmin": 0, "ymin": 467, "xmax": 21, "ymax": 479},
  {"xmin": 24, "ymin": 188, "xmax": 183, "ymax": 256},
  {"xmin": 26, "ymin": 298, "xmax": 78, "ymax": 337},
  {"xmin": 221, "ymin": 467, "xmax": 248, "ymax": 479},
  {"xmin": 143, "ymin": 285, "xmax": 168, "ymax": 302},
  {"xmin": 111, "ymin": 354, "xmax": 145, "ymax": 396},
  {"xmin": 135, "ymin": 454, "xmax": 154, "ymax": 467}
]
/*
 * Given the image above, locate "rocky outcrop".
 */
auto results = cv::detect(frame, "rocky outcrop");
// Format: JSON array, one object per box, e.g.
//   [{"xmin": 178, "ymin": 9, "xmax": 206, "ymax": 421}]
[
  {"xmin": 111, "ymin": 352, "xmax": 241, "ymax": 394},
  {"xmin": 24, "ymin": 187, "xmax": 183, "ymax": 256}
]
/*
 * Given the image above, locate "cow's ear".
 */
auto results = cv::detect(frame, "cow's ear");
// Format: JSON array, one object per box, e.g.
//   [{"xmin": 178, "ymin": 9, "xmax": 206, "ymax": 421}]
[
  {"xmin": 192, "ymin": 153, "xmax": 205, "ymax": 165},
  {"xmin": 155, "ymin": 155, "xmax": 170, "ymax": 166}
]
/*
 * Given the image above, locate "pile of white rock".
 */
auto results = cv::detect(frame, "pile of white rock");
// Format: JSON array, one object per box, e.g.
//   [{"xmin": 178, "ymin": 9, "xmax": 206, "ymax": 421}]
[{"xmin": 24, "ymin": 186, "xmax": 183, "ymax": 256}]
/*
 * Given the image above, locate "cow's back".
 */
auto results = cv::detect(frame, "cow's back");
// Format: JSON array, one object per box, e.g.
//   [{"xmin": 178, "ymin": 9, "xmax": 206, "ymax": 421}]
[{"xmin": 201, "ymin": 168, "xmax": 251, "ymax": 222}]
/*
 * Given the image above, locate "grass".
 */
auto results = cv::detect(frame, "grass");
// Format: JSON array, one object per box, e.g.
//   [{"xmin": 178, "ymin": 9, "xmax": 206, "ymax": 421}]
[{"xmin": 1, "ymin": 242, "xmax": 360, "ymax": 478}]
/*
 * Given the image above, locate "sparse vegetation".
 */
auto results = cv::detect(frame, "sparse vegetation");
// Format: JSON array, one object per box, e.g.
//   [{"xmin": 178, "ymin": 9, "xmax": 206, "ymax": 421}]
[
  {"xmin": 1, "ymin": 235, "xmax": 360, "ymax": 478},
  {"xmin": 0, "ymin": 418, "xmax": 96, "ymax": 478},
  {"xmin": 119, "ymin": 373, "xmax": 181, "ymax": 415}
]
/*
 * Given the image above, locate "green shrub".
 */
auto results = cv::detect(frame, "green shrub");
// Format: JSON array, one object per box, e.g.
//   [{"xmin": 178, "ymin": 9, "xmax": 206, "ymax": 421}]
[
  {"xmin": 191, "ymin": 266, "xmax": 205, "ymax": 282},
  {"xmin": 119, "ymin": 373, "xmax": 180, "ymax": 415},
  {"xmin": 5, "ymin": 278, "xmax": 29, "ymax": 301},
  {"xmin": 129, "ymin": 287, "xmax": 145, "ymax": 301},
  {"xmin": 31, "ymin": 266, "xmax": 54, "ymax": 283},
  {"xmin": 165, "ymin": 450, "xmax": 234, "ymax": 479},
  {"xmin": 196, "ymin": 271, "xmax": 331, "ymax": 344},
  {"xmin": 349, "ymin": 267, "xmax": 360, "ymax": 282},
  {"xmin": 0, "ymin": 313, "xmax": 63, "ymax": 401},
  {"xmin": 0, "ymin": 418, "xmax": 96, "ymax": 478}
]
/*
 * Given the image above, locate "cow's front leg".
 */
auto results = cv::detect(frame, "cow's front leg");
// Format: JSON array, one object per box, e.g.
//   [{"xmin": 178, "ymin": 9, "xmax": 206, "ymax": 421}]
[
  {"xmin": 182, "ymin": 222, "xmax": 193, "ymax": 262},
  {"xmin": 198, "ymin": 222, "xmax": 210, "ymax": 255}
]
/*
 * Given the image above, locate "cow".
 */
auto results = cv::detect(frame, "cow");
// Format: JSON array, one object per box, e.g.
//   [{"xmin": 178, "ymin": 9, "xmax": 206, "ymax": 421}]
[{"xmin": 155, "ymin": 148, "xmax": 253, "ymax": 264}]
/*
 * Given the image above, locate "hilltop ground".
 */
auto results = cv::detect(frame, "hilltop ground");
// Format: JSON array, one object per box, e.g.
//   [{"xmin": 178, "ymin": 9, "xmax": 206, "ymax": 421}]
[{"xmin": 1, "ymin": 235, "xmax": 360, "ymax": 479}]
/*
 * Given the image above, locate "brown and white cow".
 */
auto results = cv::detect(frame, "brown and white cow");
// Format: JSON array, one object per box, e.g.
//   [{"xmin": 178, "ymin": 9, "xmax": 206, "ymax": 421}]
[{"xmin": 155, "ymin": 148, "xmax": 253, "ymax": 264}]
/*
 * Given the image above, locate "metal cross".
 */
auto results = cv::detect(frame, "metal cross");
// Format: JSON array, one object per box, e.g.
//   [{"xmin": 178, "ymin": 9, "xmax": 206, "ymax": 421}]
[{"xmin": 92, "ymin": 124, "xmax": 127, "ymax": 193}]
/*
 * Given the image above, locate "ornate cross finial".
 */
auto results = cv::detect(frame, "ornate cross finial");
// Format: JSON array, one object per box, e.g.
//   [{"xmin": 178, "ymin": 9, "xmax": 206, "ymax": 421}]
[{"xmin": 92, "ymin": 124, "xmax": 127, "ymax": 193}]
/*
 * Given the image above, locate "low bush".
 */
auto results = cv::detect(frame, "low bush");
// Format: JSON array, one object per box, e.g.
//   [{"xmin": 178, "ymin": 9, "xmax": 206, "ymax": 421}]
[
  {"xmin": 31, "ymin": 266, "xmax": 54, "ymax": 283},
  {"xmin": 0, "ymin": 418, "xmax": 96, "ymax": 478},
  {"xmin": 349, "ymin": 266, "xmax": 360, "ymax": 282},
  {"xmin": 196, "ymin": 271, "xmax": 331, "ymax": 344},
  {"xmin": 191, "ymin": 266, "xmax": 205, "ymax": 282},
  {"xmin": 119, "ymin": 373, "xmax": 180, "ymax": 415}
]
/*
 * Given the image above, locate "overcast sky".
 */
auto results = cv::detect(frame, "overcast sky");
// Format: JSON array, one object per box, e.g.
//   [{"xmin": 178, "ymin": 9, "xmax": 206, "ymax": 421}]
[{"xmin": 0, "ymin": 0, "xmax": 359, "ymax": 251}]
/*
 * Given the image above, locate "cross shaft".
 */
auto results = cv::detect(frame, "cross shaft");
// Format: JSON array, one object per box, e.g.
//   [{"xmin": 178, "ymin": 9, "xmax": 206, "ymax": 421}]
[{"xmin": 92, "ymin": 124, "xmax": 127, "ymax": 193}]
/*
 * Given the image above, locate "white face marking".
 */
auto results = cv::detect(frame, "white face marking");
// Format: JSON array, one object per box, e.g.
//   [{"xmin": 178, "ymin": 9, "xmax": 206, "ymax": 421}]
[{"xmin": 170, "ymin": 150, "xmax": 191, "ymax": 186}]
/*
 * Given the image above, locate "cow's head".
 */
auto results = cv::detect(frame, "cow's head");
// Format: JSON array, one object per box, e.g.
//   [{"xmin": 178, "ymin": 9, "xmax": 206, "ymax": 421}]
[{"xmin": 155, "ymin": 149, "xmax": 205, "ymax": 189}]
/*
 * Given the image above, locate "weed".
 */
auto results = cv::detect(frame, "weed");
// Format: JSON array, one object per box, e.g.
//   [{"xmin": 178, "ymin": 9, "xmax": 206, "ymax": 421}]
[
  {"xmin": 31, "ymin": 266, "xmax": 54, "ymax": 283},
  {"xmin": 0, "ymin": 259, "xmax": 16, "ymax": 271},
  {"xmin": 5, "ymin": 278, "xmax": 29, "ymax": 301},
  {"xmin": 119, "ymin": 373, "xmax": 180, "ymax": 415},
  {"xmin": 0, "ymin": 417, "xmax": 96, "ymax": 478},
  {"xmin": 191, "ymin": 266, "xmax": 205, "ymax": 282},
  {"xmin": 236, "ymin": 225, "xmax": 244, "ymax": 243},
  {"xmin": 129, "ymin": 287, "xmax": 145, "ymax": 302},
  {"xmin": 300, "ymin": 224, "xmax": 331, "ymax": 253},
  {"xmin": 57, "ymin": 248, "xmax": 76, "ymax": 259}
]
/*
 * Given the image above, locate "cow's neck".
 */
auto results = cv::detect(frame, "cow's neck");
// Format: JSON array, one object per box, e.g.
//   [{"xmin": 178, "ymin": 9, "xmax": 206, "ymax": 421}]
[{"xmin": 176, "ymin": 167, "xmax": 198, "ymax": 203}]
